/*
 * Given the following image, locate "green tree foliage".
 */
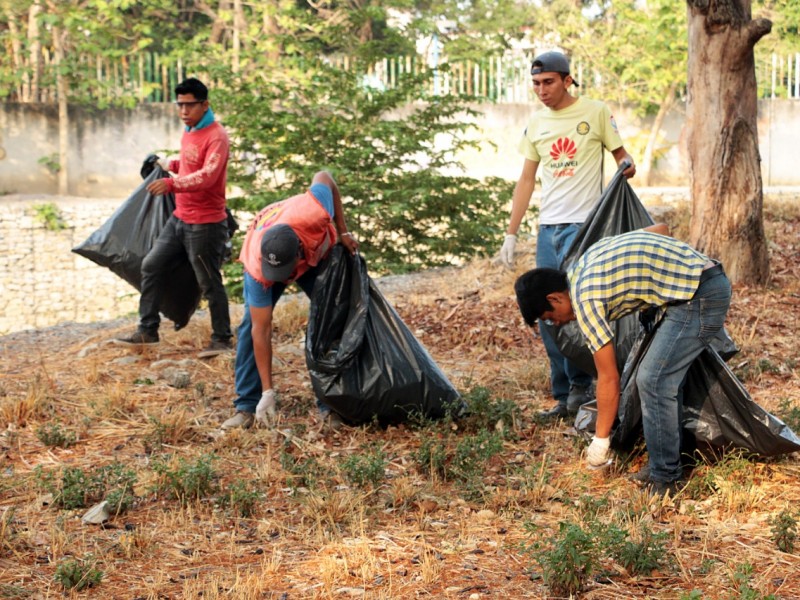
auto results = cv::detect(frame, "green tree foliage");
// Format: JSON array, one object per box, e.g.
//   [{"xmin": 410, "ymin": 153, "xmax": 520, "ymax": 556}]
[{"xmin": 216, "ymin": 59, "xmax": 512, "ymax": 275}]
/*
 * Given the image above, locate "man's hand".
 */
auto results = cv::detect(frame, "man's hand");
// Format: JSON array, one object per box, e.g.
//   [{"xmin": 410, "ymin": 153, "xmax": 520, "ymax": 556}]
[
  {"xmin": 140, "ymin": 154, "xmax": 162, "ymax": 179},
  {"xmin": 256, "ymin": 389, "xmax": 277, "ymax": 425},
  {"xmin": 586, "ymin": 436, "xmax": 611, "ymax": 468},
  {"xmin": 499, "ymin": 234, "xmax": 517, "ymax": 268},
  {"xmin": 340, "ymin": 232, "xmax": 359, "ymax": 255},
  {"xmin": 146, "ymin": 178, "xmax": 170, "ymax": 196}
]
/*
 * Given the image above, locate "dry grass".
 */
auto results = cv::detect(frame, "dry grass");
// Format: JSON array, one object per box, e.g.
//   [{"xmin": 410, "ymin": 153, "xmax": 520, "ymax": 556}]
[{"xmin": 0, "ymin": 195, "xmax": 799, "ymax": 598}]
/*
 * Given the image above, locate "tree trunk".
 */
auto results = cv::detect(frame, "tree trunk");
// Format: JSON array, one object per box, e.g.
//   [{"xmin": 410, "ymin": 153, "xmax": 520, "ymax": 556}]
[
  {"xmin": 641, "ymin": 81, "xmax": 678, "ymax": 187},
  {"xmin": 28, "ymin": 1, "xmax": 43, "ymax": 102},
  {"xmin": 686, "ymin": 0, "xmax": 771, "ymax": 285},
  {"xmin": 53, "ymin": 24, "xmax": 69, "ymax": 195}
]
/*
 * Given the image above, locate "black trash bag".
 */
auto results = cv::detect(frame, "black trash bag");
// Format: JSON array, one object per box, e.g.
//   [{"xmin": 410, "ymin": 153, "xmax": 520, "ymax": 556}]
[
  {"xmin": 575, "ymin": 325, "xmax": 800, "ymax": 457},
  {"xmin": 541, "ymin": 163, "xmax": 656, "ymax": 376},
  {"xmin": 72, "ymin": 166, "xmax": 201, "ymax": 330},
  {"xmin": 305, "ymin": 245, "xmax": 462, "ymax": 425},
  {"xmin": 545, "ymin": 162, "xmax": 738, "ymax": 376}
]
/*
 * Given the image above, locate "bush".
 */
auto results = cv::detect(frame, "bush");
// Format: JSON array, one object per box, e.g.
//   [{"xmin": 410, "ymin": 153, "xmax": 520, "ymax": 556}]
[
  {"xmin": 54, "ymin": 557, "xmax": 102, "ymax": 591},
  {"xmin": 341, "ymin": 444, "xmax": 387, "ymax": 488},
  {"xmin": 150, "ymin": 454, "xmax": 218, "ymax": 504}
]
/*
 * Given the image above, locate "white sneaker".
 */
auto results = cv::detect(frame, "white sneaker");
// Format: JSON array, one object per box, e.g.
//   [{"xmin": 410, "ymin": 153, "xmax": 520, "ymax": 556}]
[{"xmin": 221, "ymin": 411, "xmax": 254, "ymax": 430}]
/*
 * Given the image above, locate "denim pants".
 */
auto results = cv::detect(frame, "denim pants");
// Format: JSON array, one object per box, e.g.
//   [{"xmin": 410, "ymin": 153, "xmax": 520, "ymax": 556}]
[
  {"xmin": 536, "ymin": 224, "xmax": 593, "ymax": 403},
  {"xmin": 233, "ymin": 270, "xmax": 317, "ymax": 413},
  {"xmin": 636, "ymin": 268, "xmax": 732, "ymax": 483},
  {"xmin": 139, "ymin": 215, "xmax": 232, "ymax": 341}
]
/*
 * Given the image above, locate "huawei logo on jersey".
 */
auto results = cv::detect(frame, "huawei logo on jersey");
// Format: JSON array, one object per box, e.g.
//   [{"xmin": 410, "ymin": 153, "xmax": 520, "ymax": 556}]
[{"xmin": 550, "ymin": 137, "xmax": 577, "ymax": 161}]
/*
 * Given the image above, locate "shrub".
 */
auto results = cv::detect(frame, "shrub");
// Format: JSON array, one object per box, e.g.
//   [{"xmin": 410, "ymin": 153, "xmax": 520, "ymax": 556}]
[
  {"xmin": 341, "ymin": 444, "xmax": 387, "ymax": 488},
  {"xmin": 150, "ymin": 454, "xmax": 218, "ymax": 504},
  {"xmin": 36, "ymin": 422, "xmax": 77, "ymax": 448},
  {"xmin": 769, "ymin": 509, "xmax": 797, "ymax": 554},
  {"xmin": 525, "ymin": 521, "xmax": 596, "ymax": 597},
  {"xmin": 54, "ymin": 557, "xmax": 102, "ymax": 591}
]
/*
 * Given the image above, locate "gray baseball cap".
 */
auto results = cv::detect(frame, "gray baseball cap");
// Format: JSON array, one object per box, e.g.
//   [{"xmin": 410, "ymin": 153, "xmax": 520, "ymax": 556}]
[{"xmin": 531, "ymin": 51, "xmax": 580, "ymax": 87}]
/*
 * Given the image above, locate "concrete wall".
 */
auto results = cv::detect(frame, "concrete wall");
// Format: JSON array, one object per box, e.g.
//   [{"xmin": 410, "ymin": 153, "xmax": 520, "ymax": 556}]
[{"xmin": 2, "ymin": 100, "xmax": 799, "ymax": 195}]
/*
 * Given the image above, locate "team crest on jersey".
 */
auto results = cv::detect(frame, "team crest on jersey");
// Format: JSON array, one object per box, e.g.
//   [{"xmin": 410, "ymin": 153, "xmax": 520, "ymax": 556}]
[{"xmin": 576, "ymin": 121, "xmax": 590, "ymax": 135}]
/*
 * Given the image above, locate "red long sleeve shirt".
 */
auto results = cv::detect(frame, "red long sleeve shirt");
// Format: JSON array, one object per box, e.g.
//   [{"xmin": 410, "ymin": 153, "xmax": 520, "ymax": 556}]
[{"xmin": 165, "ymin": 121, "xmax": 229, "ymax": 224}]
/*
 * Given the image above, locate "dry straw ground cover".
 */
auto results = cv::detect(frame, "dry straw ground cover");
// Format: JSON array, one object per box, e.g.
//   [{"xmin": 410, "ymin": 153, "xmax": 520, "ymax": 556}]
[{"xmin": 1, "ymin": 198, "xmax": 799, "ymax": 599}]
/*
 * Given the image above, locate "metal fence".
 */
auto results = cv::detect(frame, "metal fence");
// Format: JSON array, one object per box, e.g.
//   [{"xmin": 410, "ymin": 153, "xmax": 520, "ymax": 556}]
[{"xmin": 6, "ymin": 52, "xmax": 800, "ymax": 105}]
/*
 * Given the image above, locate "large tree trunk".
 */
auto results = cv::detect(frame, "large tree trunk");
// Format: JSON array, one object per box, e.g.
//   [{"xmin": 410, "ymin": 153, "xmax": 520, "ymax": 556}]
[{"xmin": 686, "ymin": 0, "xmax": 771, "ymax": 285}]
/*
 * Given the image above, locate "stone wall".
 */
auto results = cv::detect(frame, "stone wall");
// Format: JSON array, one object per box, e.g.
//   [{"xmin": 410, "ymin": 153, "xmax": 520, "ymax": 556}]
[{"xmin": 0, "ymin": 195, "xmax": 140, "ymax": 334}]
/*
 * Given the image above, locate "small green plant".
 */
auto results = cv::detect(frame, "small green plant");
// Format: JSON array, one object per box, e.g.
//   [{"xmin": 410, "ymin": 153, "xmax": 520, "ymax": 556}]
[
  {"xmin": 150, "ymin": 454, "xmax": 218, "ymax": 504},
  {"xmin": 341, "ymin": 444, "xmax": 387, "ymax": 488},
  {"xmin": 680, "ymin": 591, "xmax": 704, "ymax": 600},
  {"xmin": 525, "ymin": 520, "xmax": 596, "ymax": 596},
  {"xmin": 415, "ymin": 437, "xmax": 448, "ymax": 478},
  {"xmin": 450, "ymin": 430, "xmax": 504, "ymax": 483},
  {"xmin": 34, "ymin": 463, "xmax": 137, "ymax": 512},
  {"xmin": 777, "ymin": 398, "xmax": 800, "ymax": 434},
  {"xmin": 459, "ymin": 386, "xmax": 519, "ymax": 434},
  {"xmin": 54, "ymin": 556, "xmax": 103, "ymax": 590},
  {"xmin": 769, "ymin": 509, "xmax": 797, "ymax": 553},
  {"xmin": 37, "ymin": 153, "xmax": 60, "ymax": 174},
  {"xmin": 35, "ymin": 422, "xmax": 77, "ymax": 448},
  {"xmin": 32, "ymin": 202, "xmax": 67, "ymax": 231},
  {"xmin": 219, "ymin": 480, "xmax": 261, "ymax": 517},
  {"xmin": 280, "ymin": 445, "xmax": 330, "ymax": 489},
  {"xmin": 613, "ymin": 524, "xmax": 669, "ymax": 575},
  {"xmin": 730, "ymin": 562, "xmax": 776, "ymax": 600}
]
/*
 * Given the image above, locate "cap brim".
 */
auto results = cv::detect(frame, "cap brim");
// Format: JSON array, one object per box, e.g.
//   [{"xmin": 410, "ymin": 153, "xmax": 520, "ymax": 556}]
[{"xmin": 261, "ymin": 260, "xmax": 296, "ymax": 283}]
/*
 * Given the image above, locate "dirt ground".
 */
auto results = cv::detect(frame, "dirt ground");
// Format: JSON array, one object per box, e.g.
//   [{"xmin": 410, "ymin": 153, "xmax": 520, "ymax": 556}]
[{"xmin": 1, "ymin": 198, "xmax": 799, "ymax": 599}]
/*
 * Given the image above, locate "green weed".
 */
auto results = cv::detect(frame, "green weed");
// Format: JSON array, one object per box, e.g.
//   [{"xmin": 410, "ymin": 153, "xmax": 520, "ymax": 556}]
[
  {"xmin": 35, "ymin": 422, "xmax": 76, "ymax": 448},
  {"xmin": 219, "ymin": 480, "xmax": 261, "ymax": 517},
  {"xmin": 341, "ymin": 444, "xmax": 387, "ymax": 488},
  {"xmin": 54, "ymin": 556, "xmax": 102, "ymax": 591},
  {"xmin": 769, "ymin": 509, "xmax": 797, "ymax": 553},
  {"xmin": 458, "ymin": 386, "xmax": 519, "ymax": 434},
  {"xmin": 34, "ymin": 463, "xmax": 136, "ymax": 512},
  {"xmin": 777, "ymin": 398, "xmax": 800, "ymax": 434},
  {"xmin": 32, "ymin": 202, "xmax": 66, "ymax": 231},
  {"xmin": 150, "ymin": 454, "xmax": 218, "ymax": 504},
  {"xmin": 524, "ymin": 520, "xmax": 596, "ymax": 597},
  {"xmin": 730, "ymin": 562, "xmax": 776, "ymax": 600},
  {"xmin": 415, "ymin": 437, "xmax": 448, "ymax": 478}
]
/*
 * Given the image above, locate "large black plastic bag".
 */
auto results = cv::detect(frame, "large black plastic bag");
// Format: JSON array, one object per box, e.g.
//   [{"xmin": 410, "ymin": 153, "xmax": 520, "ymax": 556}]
[
  {"xmin": 72, "ymin": 167, "xmax": 201, "ymax": 329},
  {"xmin": 305, "ymin": 245, "xmax": 462, "ymax": 425},
  {"xmin": 577, "ymin": 325, "xmax": 800, "ymax": 456},
  {"xmin": 541, "ymin": 163, "xmax": 656, "ymax": 375}
]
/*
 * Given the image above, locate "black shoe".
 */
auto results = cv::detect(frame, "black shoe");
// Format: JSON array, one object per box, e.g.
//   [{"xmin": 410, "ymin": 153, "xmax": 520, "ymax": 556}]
[
  {"xmin": 566, "ymin": 384, "xmax": 594, "ymax": 414},
  {"xmin": 629, "ymin": 465, "xmax": 651, "ymax": 486},
  {"xmin": 114, "ymin": 330, "xmax": 159, "ymax": 346},
  {"xmin": 648, "ymin": 479, "xmax": 683, "ymax": 499},
  {"xmin": 537, "ymin": 403, "xmax": 569, "ymax": 421},
  {"xmin": 197, "ymin": 339, "xmax": 234, "ymax": 359}
]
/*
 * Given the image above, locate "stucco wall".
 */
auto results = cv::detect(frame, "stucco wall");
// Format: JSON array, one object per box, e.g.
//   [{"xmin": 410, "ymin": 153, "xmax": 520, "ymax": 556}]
[{"xmin": 1, "ymin": 100, "xmax": 799, "ymax": 196}]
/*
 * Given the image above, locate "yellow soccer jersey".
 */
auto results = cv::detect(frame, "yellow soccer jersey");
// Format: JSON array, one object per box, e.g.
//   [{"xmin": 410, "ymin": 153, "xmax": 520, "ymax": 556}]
[{"xmin": 518, "ymin": 97, "xmax": 624, "ymax": 225}]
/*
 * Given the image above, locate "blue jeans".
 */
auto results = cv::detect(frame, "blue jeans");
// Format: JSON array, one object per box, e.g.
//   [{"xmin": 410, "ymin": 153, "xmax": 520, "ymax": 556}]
[
  {"xmin": 233, "ymin": 269, "xmax": 317, "ymax": 413},
  {"xmin": 537, "ymin": 224, "xmax": 593, "ymax": 403},
  {"xmin": 139, "ymin": 215, "xmax": 231, "ymax": 341},
  {"xmin": 636, "ymin": 267, "xmax": 732, "ymax": 483}
]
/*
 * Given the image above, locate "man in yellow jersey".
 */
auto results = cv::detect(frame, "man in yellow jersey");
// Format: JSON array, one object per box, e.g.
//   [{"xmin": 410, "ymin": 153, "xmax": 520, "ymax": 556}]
[{"xmin": 499, "ymin": 51, "xmax": 636, "ymax": 420}]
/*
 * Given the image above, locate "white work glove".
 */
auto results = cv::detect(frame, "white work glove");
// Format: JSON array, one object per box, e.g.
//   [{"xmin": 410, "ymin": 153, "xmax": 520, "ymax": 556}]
[
  {"xmin": 255, "ymin": 389, "xmax": 277, "ymax": 425},
  {"xmin": 499, "ymin": 234, "xmax": 517, "ymax": 268},
  {"xmin": 586, "ymin": 436, "xmax": 611, "ymax": 468}
]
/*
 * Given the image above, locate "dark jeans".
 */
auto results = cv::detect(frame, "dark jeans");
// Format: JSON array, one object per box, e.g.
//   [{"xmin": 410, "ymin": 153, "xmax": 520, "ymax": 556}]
[
  {"xmin": 537, "ymin": 224, "xmax": 593, "ymax": 403},
  {"xmin": 233, "ymin": 269, "xmax": 318, "ymax": 412},
  {"xmin": 139, "ymin": 215, "xmax": 232, "ymax": 341}
]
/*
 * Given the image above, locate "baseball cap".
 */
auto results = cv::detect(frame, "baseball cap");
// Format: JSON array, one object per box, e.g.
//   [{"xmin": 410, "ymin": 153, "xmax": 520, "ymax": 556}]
[
  {"xmin": 531, "ymin": 51, "xmax": 580, "ymax": 87},
  {"xmin": 260, "ymin": 224, "xmax": 300, "ymax": 282}
]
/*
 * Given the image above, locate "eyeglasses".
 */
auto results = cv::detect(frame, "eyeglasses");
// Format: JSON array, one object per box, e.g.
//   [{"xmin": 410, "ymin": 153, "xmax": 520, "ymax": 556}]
[{"xmin": 174, "ymin": 101, "xmax": 204, "ymax": 108}]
